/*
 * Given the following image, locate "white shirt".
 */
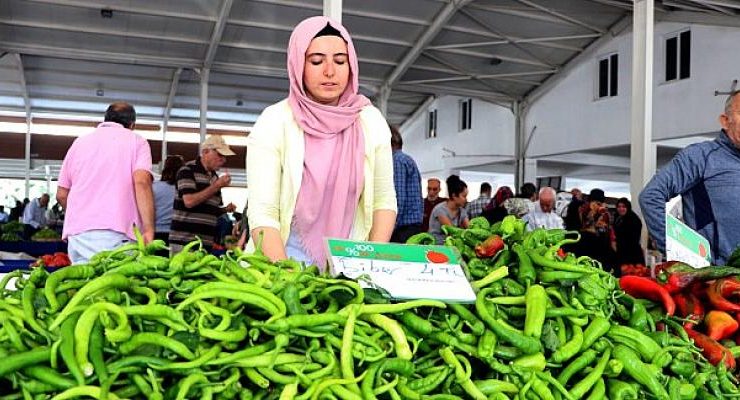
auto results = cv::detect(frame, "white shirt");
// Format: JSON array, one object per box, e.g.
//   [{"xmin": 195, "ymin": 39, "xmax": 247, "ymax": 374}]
[
  {"xmin": 22, "ymin": 198, "xmax": 47, "ymax": 229},
  {"xmin": 523, "ymin": 203, "xmax": 564, "ymax": 231}
]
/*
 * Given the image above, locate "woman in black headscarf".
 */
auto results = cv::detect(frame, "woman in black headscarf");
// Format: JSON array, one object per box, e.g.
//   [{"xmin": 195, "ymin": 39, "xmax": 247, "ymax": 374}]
[{"xmin": 613, "ymin": 197, "xmax": 645, "ymax": 268}]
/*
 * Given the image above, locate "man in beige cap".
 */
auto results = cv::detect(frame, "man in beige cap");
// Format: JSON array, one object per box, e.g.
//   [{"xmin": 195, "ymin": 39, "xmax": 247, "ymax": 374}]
[{"xmin": 169, "ymin": 135, "xmax": 237, "ymax": 252}]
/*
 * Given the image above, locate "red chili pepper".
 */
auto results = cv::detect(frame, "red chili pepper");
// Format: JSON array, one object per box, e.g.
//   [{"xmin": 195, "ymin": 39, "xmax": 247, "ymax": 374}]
[
  {"xmin": 685, "ymin": 327, "xmax": 736, "ymax": 370},
  {"xmin": 619, "ymin": 275, "xmax": 676, "ymax": 316},
  {"xmin": 705, "ymin": 310, "xmax": 739, "ymax": 341},
  {"xmin": 719, "ymin": 277, "xmax": 740, "ymax": 297},
  {"xmin": 556, "ymin": 248, "xmax": 566, "ymax": 259},
  {"xmin": 474, "ymin": 235, "xmax": 505, "ymax": 259},
  {"xmin": 707, "ymin": 279, "xmax": 740, "ymax": 313}
]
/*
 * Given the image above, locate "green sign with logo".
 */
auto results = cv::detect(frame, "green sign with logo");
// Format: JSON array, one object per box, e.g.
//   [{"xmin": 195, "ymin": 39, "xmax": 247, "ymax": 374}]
[
  {"xmin": 326, "ymin": 238, "xmax": 476, "ymax": 303},
  {"xmin": 665, "ymin": 214, "xmax": 711, "ymax": 268}
]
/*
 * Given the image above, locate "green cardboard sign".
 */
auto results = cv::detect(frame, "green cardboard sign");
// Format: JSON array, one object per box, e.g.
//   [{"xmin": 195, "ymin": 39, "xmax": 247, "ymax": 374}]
[
  {"xmin": 327, "ymin": 238, "xmax": 476, "ymax": 303},
  {"xmin": 665, "ymin": 214, "xmax": 711, "ymax": 268}
]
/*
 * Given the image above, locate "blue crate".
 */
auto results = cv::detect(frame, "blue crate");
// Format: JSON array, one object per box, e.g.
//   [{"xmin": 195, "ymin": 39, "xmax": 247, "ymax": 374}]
[{"xmin": 0, "ymin": 259, "xmax": 33, "ymax": 273}]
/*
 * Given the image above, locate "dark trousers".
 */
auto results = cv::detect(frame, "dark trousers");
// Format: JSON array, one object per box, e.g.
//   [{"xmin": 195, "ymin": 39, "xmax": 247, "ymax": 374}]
[
  {"xmin": 23, "ymin": 224, "xmax": 39, "ymax": 240},
  {"xmin": 391, "ymin": 224, "xmax": 423, "ymax": 244}
]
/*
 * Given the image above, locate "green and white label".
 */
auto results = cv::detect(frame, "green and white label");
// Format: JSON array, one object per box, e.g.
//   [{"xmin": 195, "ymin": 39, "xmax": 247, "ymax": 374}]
[
  {"xmin": 665, "ymin": 214, "xmax": 711, "ymax": 268},
  {"xmin": 327, "ymin": 239, "xmax": 476, "ymax": 303}
]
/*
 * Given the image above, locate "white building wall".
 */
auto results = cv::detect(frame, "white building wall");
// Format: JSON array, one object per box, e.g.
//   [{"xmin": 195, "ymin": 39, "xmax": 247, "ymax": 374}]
[
  {"xmin": 527, "ymin": 22, "xmax": 738, "ymax": 157},
  {"xmin": 400, "ymin": 96, "xmax": 516, "ymax": 178}
]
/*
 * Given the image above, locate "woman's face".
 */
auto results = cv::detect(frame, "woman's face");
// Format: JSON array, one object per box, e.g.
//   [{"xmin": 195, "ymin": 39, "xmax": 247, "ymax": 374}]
[
  {"xmin": 452, "ymin": 188, "xmax": 468, "ymax": 207},
  {"xmin": 303, "ymin": 35, "xmax": 350, "ymax": 106},
  {"xmin": 617, "ymin": 203, "xmax": 628, "ymax": 216}
]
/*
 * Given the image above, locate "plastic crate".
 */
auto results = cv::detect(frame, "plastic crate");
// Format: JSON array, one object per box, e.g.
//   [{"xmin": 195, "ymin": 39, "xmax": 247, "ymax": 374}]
[{"xmin": 0, "ymin": 259, "xmax": 34, "ymax": 273}]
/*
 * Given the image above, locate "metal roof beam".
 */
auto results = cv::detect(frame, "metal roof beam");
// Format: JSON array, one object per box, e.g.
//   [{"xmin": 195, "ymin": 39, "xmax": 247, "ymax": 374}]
[
  {"xmin": 0, "ymin": 18, "xmax": 208, "ymax": 45},
  {"xmin": 204, "ymin": 0, "xmax": 234, "ymax": 68},
  {"xmin": 400, "ymin": 69, "xmax": 557, "ymax": 85},
  {"xmin": 583, "ymin": 0, "xmax": 633, "ymax": 10},
  {"xmin": 249, "ymin": 0, "xmax": 430, "ymax": 26},
  {"xmin": 420, "ymin": 52, "xmax": 516, "ymax": 98},
  {"xmin": 382, "ymin": 0, "xmax": 474, "ymax": 90},
  {"xmin": 690, "ymin": 0, "xmax": 737, "ymax": 14},
  {"xmin": 227, "ymin": 19, "xmax": 413, "ymax": 47},
  {"xmin": 13, "ymin": 54, "xmax": 31, "ymax": 119},
  {"xmin": 690, "ymin": 0, "xmax": 740, "ymax": 10},
  {"xmin": 427, "ymin": 47, "xmax": 555, "ymax": 68},
  {"xmin": 657, "ymin": 10, "xmax": 740, "ymax": 27},
  {"xmin": 426, "ymin": 34, "xmax": 599, "ymax": 52},
  {"xmin": 663, "ymin": 1, "xmax": 714, "ymax": 12},
  {"xmin": 458, "ymin": 9, "xmax": 557, "ymax": 68},
  {"xmin": 395, "ymin": 83, "xmax": 514, "ymax": 104},
  {"xmin": 164, "ymin": 68, "xmax": 183, "ymax": 121},
  {"xmin": 512, "ymin": 0, "xmax": 606, "ymax": 33},
  {"xmin": 466, "ymin": 3, "xmax": 594, "ymax": 27},
  {"xmin": 24, "ymin": 0, "xmax": 216, "ymax": 22}
]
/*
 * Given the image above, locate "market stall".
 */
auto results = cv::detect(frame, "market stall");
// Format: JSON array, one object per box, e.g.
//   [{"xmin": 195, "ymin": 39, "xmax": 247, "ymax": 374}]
[{"xmin": 0, "ymin": 217, "xmax": 737, "ymax": 398}]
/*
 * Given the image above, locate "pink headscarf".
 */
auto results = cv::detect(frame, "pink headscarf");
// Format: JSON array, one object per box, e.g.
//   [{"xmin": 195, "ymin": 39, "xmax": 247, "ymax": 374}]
[{"xmin": 287, "ymin": 16, "xmax": 371, "ymax": 268}]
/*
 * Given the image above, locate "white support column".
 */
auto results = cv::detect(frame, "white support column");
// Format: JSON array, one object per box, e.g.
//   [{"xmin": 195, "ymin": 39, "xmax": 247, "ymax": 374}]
[
  {"xmin": 323, "ymin": 0, "xmax": 343, "ymax": 23},
  {"xmin": 630, "ymin": 0, "xmax": 656, "ymax": 211},
  {"xmin": 14, "ymin": 53, "xmax": 32, "ymax": 198},
  {"xmin": 513, "ymin": 101, "xmax": 527, "ymax": 190},
  {"xmin": 377, "ymin": 85, "xmax": 391, "ymax": 117},
  {"xmin": 24, "ymin": 118, "xmax": 31, "ymax": 198},
  {"xmin": 523, "ymin": 159, "xmax": 538, "ymax": 185},
  {"xmin": 162, "ymin": 67, "xmax": 182, "ymax": 171},
  {"xmin": 200, "ymin": 67, "xmax": 210, "ymax": 148}
]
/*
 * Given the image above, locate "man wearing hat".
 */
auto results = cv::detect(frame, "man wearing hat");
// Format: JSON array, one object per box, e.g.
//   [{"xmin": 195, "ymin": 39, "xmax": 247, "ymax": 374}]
[{"xmin": 169, "ymin": 135, "xmax": 237, "ymax": 253}]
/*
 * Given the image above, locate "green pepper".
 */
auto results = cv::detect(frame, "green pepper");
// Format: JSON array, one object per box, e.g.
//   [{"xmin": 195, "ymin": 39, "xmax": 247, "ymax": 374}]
[
  {"xmin": 612, "ymin": 344, "xmax": 670, "ymax": 400},
  {"xmin": 524, "ymin": 285, "xmax": 547, "ymax": 338},
  {"xmin": 551, "ymin": 324, "xmax": 583, "ymax": 363},
  {"xmin": 476, "ymin": 288, "xmax": 542, "ymax": 355},
  {"xmin": 607, "ymin": 379, "xmax": 639, "ymax": 400},
  {"xmin": 513, "ymin": 244, "xmax": 535, "ymax": 287},
  {"xmin": 406, "ymin": 232, "xmax": 436, "ymax": 245},
  {"xmin": 469, "ymin": 217, "xmax": 491, "ymax": 230}
]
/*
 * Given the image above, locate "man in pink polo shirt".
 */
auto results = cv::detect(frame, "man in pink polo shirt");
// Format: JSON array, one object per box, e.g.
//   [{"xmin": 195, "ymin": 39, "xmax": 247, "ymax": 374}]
[{"xmin": 57, "ymin": 102, "xmax": 155, "ymax": 264}]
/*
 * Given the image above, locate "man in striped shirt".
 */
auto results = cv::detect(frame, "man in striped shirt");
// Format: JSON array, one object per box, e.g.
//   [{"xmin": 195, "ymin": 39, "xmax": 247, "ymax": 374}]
[{"xmin": 169, "ymin": 135, "xmax": 237, "ymax": 253}]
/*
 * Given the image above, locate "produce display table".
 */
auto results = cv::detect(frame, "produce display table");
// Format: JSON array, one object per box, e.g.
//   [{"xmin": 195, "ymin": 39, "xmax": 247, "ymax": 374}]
[{"xmin": 0, "ymin": 240, "xmax": 67, "ymax": 257}]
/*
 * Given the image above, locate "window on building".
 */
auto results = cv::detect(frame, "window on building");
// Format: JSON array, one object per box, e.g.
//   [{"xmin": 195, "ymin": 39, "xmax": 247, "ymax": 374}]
[
  {"xmin": 666, "ymin": 30, "xmax": 691, "ymax": 82},
  {"xmin": 460, "ymin": 98, "xmax": 472, "ymax": 131},
  {"xmin": 427, "ymin": 109, "xmax": 437, "ymax": 139},
  {"xmin": 597, "ymin": 53, "xmax": 618, "ymax": 98}
]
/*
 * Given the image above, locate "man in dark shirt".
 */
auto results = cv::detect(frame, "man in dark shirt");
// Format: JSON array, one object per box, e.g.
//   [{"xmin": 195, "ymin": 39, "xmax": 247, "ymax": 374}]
[
  {"xmin": 422, "ymin": 178, "xmax": 446, "ymax": 233},
  {"xmin": 170, "ymin": 135, "xmax": 237, "ymax": 253},
  {"xmin": 389, "ymin": 126, "xmax": 423, "ymax": 243}
]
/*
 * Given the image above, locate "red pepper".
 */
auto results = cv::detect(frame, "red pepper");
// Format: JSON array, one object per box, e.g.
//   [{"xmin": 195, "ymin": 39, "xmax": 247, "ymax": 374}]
[
  {"xmin": 474, "ymin": 235, "xmax": 505, "ymax": 258},
  {"xmin": 685, "ymin": 327, "xmax": 736, "ymax": 370},
  {"xmin": 673, "ymin": 292, "xmax": 704, "ymax": 329},
  {"xmin": 556, "ymin": 248, "xmax": 566, "ymax": 259},
  {"xmin": 705, "ymin": 310, "xmax": 739, "ymax": 341},
  {"xmin": 719, "ymin": 277, "xmax": 740, "ymax": 297},
  {"xmin": 619, "ymin": 275, "xmax": 676, "ymax": 316},
  {"xmin": 707, "ymin": 279, "xmax": 740, "ymax": 313},
  {"xmin": 657, "ymin": 262, "xmax": 740, "ymax": 294}
]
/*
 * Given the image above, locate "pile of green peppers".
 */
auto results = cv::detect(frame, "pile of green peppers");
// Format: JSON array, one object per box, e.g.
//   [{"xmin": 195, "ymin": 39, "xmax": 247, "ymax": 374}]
[{"xmin": 0, "ymin": 218, "xmax": 737, "ymax": 399}]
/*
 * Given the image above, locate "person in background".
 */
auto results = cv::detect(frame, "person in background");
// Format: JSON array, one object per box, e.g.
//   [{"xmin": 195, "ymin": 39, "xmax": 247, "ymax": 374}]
[
  {"xmin": 46, "ymin": 203, "xmax": 65, "ymax": 235},
  {"xmin": 0, "ymin": 206, "xmax": 8, "ymax": 224},
  {"xmin": 390, "ymin": 125, "xmax": 423, "ymax": 243},
  {"xmin": 422, "ymin": 178, "xmax": 446, "ymax": 233},
  {"xmin": 21, "ymin": 193, "xmax": 49, "ymax": 239},
  {"xmin": 523, "ymin": 187, "xmax": 564, "ymax": 230},
  {"xmin": 640, "ymin": 91, "xmax": 740, "ymax": 265},
  {"xmin": 563, "ymin": 187, "xmax": 585, "ymax": 231},
  {"xmin": 57, "ymin": 102, "xmax": 155, "ymax": 264},
  {"xmin": 613, "ymin": 197, "xmax": 645, "ymax": 272},
  {"xmin": 152, "ymin": 155, "xmax": 185, "ymax": 245},
  {"xmin": 8, "ymin": 200, "xmax": 23, "ymax": 222},
  {"xmin": 577, "ymin": 188, "xmax": 615, "ymax": 271},
  {"xmin": 246, "ymin": 17, "xmax": 397, "ymax": 269},
  {"xmin": 169, "ymin": 135, "xmax": 236, "ymax": 253},
  {"xmin": 504, "ymin": 182, "xmax": 537, "ymax": 218},
  {"xmin": 236, "ymin": 201, "xmax": 250, "ymax": 250},
  {"xmin": 467, "ymin": 182, "xmax": 492, "ymax": 219},
  {"xmin": 429, "ymin": 175, "xmax": 469, "ymax": 244},
  {"xmin": 482, "ymin": 186, "xmax": 514, "ymax": 224}
]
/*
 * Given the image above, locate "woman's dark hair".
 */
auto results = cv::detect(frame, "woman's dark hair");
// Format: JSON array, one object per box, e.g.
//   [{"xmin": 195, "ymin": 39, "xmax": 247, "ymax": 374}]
[
  {"xmin": 446, "ymin": 175, "xmax": 467, "ymax": 199},
  {"xmin": 617, "ymin": 197, "xmax": 632, "ymax": 211},
  {"xmin": 519, "ymin": 182, "xmax": 537, "ymax": 199},
  {"xmin": 314, "ymin": 23, "xmax": 344, "ymax": 40},
  {"xmin": 161, "ymin": 155, "xmax": 185, "ymax": 185},
  {"xmin": 104, "ymin": 102, "xmax": 136, "ymax": 128}
]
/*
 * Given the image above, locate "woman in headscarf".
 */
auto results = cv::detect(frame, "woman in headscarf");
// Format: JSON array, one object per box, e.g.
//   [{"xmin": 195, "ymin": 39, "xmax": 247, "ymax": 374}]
[
  {"xmin": 245, "ymin": 16, "xmax": 397, "ymax": 269},
  {"xmin": 482, "ymin": 186, "xmax": 513, "ymax": 224},
  {"xmin": 613, "ymin": 198, "xmax": 645, "ymax": 269},
  {"xmin": 577, "ymin": 188, "xmax": 616, "ymax": 273}
]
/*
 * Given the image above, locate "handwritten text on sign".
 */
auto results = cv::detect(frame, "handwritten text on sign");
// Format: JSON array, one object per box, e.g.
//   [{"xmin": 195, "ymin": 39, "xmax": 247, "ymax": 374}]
[{"xmin": 327, "ymin": 239, "xmax": 476, "ymax": 303}]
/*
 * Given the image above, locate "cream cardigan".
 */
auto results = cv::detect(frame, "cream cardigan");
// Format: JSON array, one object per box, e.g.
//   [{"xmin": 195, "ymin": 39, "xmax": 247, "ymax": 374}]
[{"xmin": 245, "ymin": 99, "xmax": 397, "ymax": 251}]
